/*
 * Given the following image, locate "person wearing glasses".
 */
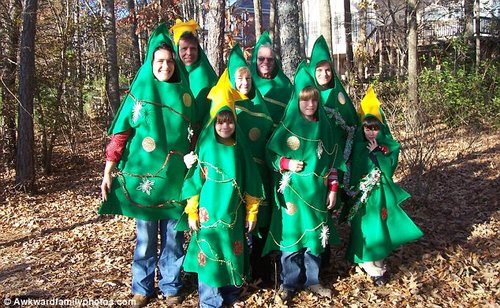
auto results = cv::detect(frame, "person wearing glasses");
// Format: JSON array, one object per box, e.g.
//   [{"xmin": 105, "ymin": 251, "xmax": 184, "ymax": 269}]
[{"xmin": 250, "ymin": 32, "xmax": 293, "ymax": 129}]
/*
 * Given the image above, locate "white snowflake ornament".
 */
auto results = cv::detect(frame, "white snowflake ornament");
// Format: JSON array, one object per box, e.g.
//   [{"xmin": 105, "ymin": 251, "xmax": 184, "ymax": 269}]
[
  {"xmin": 137, "ymin": 178, "xmax": 155, "ymax": 195},
  {"xmin": 319, "ymin": 224, "xmax": 330, "ymax": 248}
]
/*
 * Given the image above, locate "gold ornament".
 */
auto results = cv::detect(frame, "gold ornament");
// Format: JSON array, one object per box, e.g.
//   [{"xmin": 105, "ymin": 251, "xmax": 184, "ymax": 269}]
[
  {"xmin": 248, "ymin": 127, "xmax": 261, "ymax": 141},
  {"xmin": 285, "ymin": 202, "xmax": 297, "ymax": 215},
  {"xmin": 338, "ymin": 92, "xmax": 346, "ymax": 105},
  {"xmin": 183, "ymin": 93, "xmax": 192, "ymax": 107},
  {"xmin": 142, "ymin": 137, "xmax": 156, "ymax": 152},
  {"xmin": 286, "ymin": 136, "xmax": 300, "ymax": 151}
]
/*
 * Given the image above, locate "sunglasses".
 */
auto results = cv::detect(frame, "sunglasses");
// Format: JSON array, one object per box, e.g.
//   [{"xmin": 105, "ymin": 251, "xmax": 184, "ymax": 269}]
[{"xmin": 257, "ymin": 57, "xmax": 274, "ymax": 63}]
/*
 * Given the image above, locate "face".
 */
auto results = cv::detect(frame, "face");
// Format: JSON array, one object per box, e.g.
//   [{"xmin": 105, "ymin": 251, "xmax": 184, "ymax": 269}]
[
  {"xmin": 315, "ymin": 61, "xmax": 333, "ymax": 87},
  {"xmin": 363, "ymin": 126, "xmax": 380, "ymax": 142},
  {"xmin": 299, "ymin": 98, "xmax": 318, "ymax": 121},
  {"xmin": 178, "ymin": 39, "xmax": 199, "ymax": 66},
  {"xmin": 235, "ymin": 71, "xmax": 252, "ymax": 95},
  {"xmin": 215, "ymin": 116, "xmax": 235, "ymax": 140},
  {"xmin": 256, "ymin": 47, "xmax": 275, "ymax": 78},
  {"xmin": 152, "ymin": 49, "xmax": 175, "ymax": 82}
]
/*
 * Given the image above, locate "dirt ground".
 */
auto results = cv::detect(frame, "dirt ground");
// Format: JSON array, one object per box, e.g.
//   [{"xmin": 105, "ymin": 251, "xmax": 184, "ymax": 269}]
[{"xmin": 0, "ymin": 127, "xmax": 498, "ymax": 307}]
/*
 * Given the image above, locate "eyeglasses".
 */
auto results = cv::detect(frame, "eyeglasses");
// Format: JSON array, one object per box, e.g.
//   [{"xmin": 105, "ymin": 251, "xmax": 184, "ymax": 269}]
[{"xmin": 257, "ymin": 57, "xmax": 274, "ymax": 63}]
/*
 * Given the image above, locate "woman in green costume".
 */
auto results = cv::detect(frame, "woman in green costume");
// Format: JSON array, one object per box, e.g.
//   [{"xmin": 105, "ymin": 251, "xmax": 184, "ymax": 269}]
[
  {"xmin": 99, "ymin": 24, "xmax": 194, "ymax": 307},
  {"xmin": 180, "ymin": 71, "xmax": 264, "ymax": 307},
  {"xmin": 170, "ymin": 19, "xmax": 218, "ymax": 127},
  {"xmin": 263, "ymin": 62, "xmax": 341, "ymax": 303},
  {"xmin": 227, "ymin": 43, "xmax": 275, "ymax": 285},
  {"xmin": 345, "ymin": 86, "xmax": 423, "ymax": 286},
  {"xmin": 250, "ymin": 31, "xmax": 293, "ymax": 128}
]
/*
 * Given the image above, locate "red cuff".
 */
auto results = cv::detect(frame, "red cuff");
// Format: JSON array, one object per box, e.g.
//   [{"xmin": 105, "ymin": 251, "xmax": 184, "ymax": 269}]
[
  {"xmin": 328, "ymin": 168, "xmax": 338, "ymax": 192},
  {"xmin": 105, "ymin": 129, "xmax": 132, "ymax": 162},
  {"xmin": 380, "ymin": 145, "xmax": 389, "ymax": 154},
  {"xmin": 279, "ymin": 157, "xmax": 291, "ymax": 171},
  {"xmin": 329, "ymin": 182, "xmax": 339, "ymax": 192}
]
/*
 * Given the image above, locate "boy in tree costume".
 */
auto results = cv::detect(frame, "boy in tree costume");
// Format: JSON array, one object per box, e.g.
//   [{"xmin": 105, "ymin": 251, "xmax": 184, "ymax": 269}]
[
  {"xmin": 344, "ymin": 86, "xmax": 423, "ymax": 286},
  {"xmin": 263, "ymin": 62, "xmax": 341, "ymax": 303},
  {"xmin": 228, "ymin": 43, "xmax": 275, "ymax": 286},
  {"xmin": 180, "ymin": 70, "xmax": 264, "ymax": 307},
  {"xmin": 250, "ymin": 31, "xmax": 293, "ymax": 128},
  {"xmin": 170, "ymin": 19, "xmax": 218, "ymax": 127},
  {"xmin": 99, "ymin": 24, "xmax": 195, "ymax": 307}
]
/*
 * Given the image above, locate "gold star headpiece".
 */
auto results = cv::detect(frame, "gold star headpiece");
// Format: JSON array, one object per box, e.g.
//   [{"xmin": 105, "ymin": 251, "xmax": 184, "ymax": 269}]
[
  {"xmin": 207, "ymin": 69, "xmax": 248, "ymax": 122},
  {"xmin": 358, "ymin": 85, "xmax": 383, "ymax": 123},
  {"xmin": 170, "ymin": 19, "xmax": 199, "ymax": 45}
]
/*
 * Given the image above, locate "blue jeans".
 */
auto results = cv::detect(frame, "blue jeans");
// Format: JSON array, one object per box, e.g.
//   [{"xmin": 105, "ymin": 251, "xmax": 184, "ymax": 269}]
[
  {"xmin": 131, "ymin": 219, "xmax": 184, "ymax": 297},
  {"xmin": 198, "ymin": 281, "xmax": 240, "ymax": 308},
  {"xmin": 281, "ymin": 248, "xmax": 321, "ymax": 291}
]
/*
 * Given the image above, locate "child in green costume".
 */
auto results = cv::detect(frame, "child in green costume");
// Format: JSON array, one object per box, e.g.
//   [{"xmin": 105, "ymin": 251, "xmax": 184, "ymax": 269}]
[
  {"xmin": 263, "ymin": 63, "xmax": 341, "ymax": 304},
  {"xmin": 250, "ymin": 31, "xmax": 293, "ymax": 128},
  {"xmin": 99, "ymin": 24, "xmax": 195, "ymax": 307},
  {"xmin": 345, "ymin": 86, "xmax": 423, "ymax": 286},
  {"xmin": 180, "ymin": 70, "xmax": 264, "ymax": 307}
]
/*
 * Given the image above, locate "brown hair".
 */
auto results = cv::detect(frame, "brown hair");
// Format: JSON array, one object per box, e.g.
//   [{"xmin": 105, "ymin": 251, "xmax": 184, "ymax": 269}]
[
  {"xmin": 216, "ymin": 110, "xmax": 235, "ymax": 124},
  {"xmin": 362, "ymin": 116, "xmax": 381, "ymax": 130},
  {"xmin": 179, "ymin": 32, "xmax": 199, "ymax": 46},
  {"xmin": 299, "ymin": 86, "xmax": 319, "ymax": 102}
]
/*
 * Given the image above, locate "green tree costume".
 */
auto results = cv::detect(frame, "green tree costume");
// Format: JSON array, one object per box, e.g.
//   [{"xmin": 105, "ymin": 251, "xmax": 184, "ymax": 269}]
[
  {"xmin": 98, "ymin": 24, "xmax": 195, "ymax": 221},
  {"xmin": 228, "ymin": 44, "xmax": 274, "ymax": 228},
  {"xmin": 180, "ymin": 77, "xmax": 265, "ymax": 288},
  {"xmin": 307, "ymin": 35, "xmax": 359, "ymax": 192},
  {"xmin": 345, "ymin": 90, "xmax": 423, "ymax": 263},
  {"xmin": 250, "ymin": 31, "xmax": 293, "ymax": 127},
  {"xmin": 263, "ymin": 62, "xmax": 341, "ymax": 257}
]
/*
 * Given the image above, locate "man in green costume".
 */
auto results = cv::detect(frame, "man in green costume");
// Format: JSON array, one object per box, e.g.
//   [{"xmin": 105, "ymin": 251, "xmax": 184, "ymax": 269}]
[
  {"xmin": 344, "ymin": 86, "xmax": 423, "ymax": 286},
  {"xmin": 250, "ymin": 31, "xmax": 293, "ymax": 128},
  {"xmin": 263, "ymin": 62, "xmax": 341, "ymax": 304},
  {"xmin": 179, "ymin": 70, "xmax": 264, "ymax": 307},
  {"xmin": 99, "ymin": 24, "xmax": 195, "ymax": 307},
  {"xmin": 170, "ymin": 19, "xmax": 218, "ymax": 127}
]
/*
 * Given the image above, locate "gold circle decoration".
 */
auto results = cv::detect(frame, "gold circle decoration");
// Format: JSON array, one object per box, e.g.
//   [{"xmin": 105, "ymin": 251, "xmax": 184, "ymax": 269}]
[
  {"xmin": 142, "ymin": 137, "xmax": 156, "ymax": 152},
  {"xmin": 338, "ymin": 92, "xmax": 346, "ymax": 105},
  {"xmin": 183, "ymin": 93, "xmax": 192, "ymax": 107},
  {"xmin": 285, "ymin": 202, "xmax": 297, "ymax": 216},
  {"xmin": 286, "ymin": 136, "xmax": 300, "ymax": 151},
  {"xmin": 248, "ymin": 127, "xmax": 261, "ymax": 141}
]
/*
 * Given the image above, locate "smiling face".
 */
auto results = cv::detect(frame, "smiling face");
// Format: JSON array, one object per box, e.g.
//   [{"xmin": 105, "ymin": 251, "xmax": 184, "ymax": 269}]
[
  {"xmin": 298, "ymin": 86, "xmax": 319, "ymax": 121},
  {"xmin": 234, "ymin": 67, "xmax": 252, "ymax": 95},
  {"xmin": 152, "ymin": 48, "xmax": 175, "ymax": 82},
  {"xmin": 362, "ymin": 117, "xmax": 382, "ymax": 141},
  {"xmin": 215, "ymin": 111, "xmax": 236, "ymax": 140},
  {"xmin": 256, "ymin": 46, "xmax": 275, "ymax": 79},
  {"xmin": 315, "ymin": 61, "xmax": 333, "ymax": 88},
  {"xmin": 178, "ymin": 38, "xmax": 199, "ymax": 66}
]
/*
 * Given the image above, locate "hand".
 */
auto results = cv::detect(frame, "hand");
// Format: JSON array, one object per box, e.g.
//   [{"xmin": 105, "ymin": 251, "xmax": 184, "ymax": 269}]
[
  {"xmin": 246, "ymin": 220, "xmax": 256, "ymax": 233},
  {"xmin": 288, "ymin": 159, "xmax": 304, "ymax": 172},
  {"xmin": 101, "ymin": 173, "xmax": 112, "ymax": 201},
  {"xmin": 326, "ymin": 191, "xmax": 337, "ymax": 209},
  {"xmin": 188, "ymin": 218, "xmax": 200, "ymax": 231},
  {"xmin": 367, "ymin": 139, "xmax": 379, "ymax": 152},
  {"xmin": 183, "ymin": 151, "xmax": 198, "ymax": 168}
]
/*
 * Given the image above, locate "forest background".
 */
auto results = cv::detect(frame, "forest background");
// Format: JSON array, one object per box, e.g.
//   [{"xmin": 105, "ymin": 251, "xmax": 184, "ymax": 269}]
[{"xmin": 0, "ymin": 0, "xmax": 498, "ymax": 307}]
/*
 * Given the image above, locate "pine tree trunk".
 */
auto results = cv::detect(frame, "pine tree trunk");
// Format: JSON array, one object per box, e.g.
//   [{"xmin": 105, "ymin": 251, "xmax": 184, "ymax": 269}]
[
  {"xmin": 269, "ymin": 0, "xmax": 276, "ymax": 41},
  {"xmin": 277, "ymin": 0, "xmax": 301, "ymax": 80},
  {"xmin": 206, "ymin": 0, "xmax": 225, "ymax": 75},
  {"xmin": 16, "ymin": 0, "xmax": 38, "ymax": 193},
  {"xmin": 128, "ymin": 0, "xmax": 141, "ymax": 72},
  {"xmin": 103, "ymin": 0, "xmax": 120, "ymax": 114},
  {"xmin": 407, "ymin": 0, "xmax": 419, "ymax": 128},
  {"xmin": 253, "ymin": 0, "xmax": 262, "ymax": 40},
  {"xmin": 343, "ymin": 0, "xmax": 354, "ymax": 72},
  {"xmin": 320, "ymin": 0, "xmax": 332, "ymax": 51}
]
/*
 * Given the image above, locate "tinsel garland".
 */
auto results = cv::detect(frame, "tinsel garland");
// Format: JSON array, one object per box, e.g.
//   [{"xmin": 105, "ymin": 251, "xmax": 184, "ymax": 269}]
[{"xmin": 347, "ymin": 167, "xmax": 381, "ymax": 221}]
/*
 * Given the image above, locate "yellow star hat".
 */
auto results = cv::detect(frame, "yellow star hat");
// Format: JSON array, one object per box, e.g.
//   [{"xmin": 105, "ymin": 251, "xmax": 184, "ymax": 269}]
[
  {"xmin": 170, "ymin": 19, "xmax": 199, "ymax": 45},
  {"xmin": 207, "ymin": 69, "xmax": 248, "ymax": 123},
  {"xmin": 358, "ymin": 85, "xmax": 383, "ymax": 123}
]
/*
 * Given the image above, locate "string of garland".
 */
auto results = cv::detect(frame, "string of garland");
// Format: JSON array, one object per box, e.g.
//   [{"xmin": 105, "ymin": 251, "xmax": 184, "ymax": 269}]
[{"xmin": 347, "ymin": 167, "xmax": 382, "ymax": 221}]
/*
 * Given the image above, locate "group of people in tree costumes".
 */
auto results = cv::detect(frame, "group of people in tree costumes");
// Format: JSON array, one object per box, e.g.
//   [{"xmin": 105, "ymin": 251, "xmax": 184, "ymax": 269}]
[{"xmin": 99, "ymin": 20, "xmax": 423, "ymax": 308}]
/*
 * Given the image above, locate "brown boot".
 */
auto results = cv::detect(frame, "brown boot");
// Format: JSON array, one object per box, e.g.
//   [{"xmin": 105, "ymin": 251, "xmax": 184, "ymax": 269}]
[{"xmin": 131, "ymin": 294, "xmax": 150, "ymax": 308}]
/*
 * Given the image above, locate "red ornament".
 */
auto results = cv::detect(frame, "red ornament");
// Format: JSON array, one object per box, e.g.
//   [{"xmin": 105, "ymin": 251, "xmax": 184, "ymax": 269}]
[
  {"xmin": 198, "ymin": 251, "xmax": 206, "ymax": 267},
  {"xmin": 232, "ymin": 240, "xmax": 243, "ymax": 255},
  {"xmin": 199, "ymin": 207, "xmax": 209, "ymax": 223},
  {"xmin": 381, "ymin": 207, "xmax": 388, "ymax": 220}
]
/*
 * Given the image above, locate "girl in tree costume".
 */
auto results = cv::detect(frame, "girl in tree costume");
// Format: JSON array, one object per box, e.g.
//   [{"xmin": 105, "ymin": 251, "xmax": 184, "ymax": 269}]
[
  {"xmin": 99, "ymin": 24, "xmax": 195, "ymax": 306},
  {"xmin": 180, "ymin": 71, "xmax": 264, "ymax": 307},
  {"xmin": 250, "ymin": 31, "xmax": 293, "ymax": 128},
  {"xmin": 228, "ymin": 43, "xmax": 275, "ymax": 285},
  {"xmin": 170, "ymin": 19, "xmax": 218, "ymax": 127},
  {"xmin": 263, "ymin": 62, "xmax": 341, "ymax": 302},
  {"xmin": 345, "ymin": 86, "xmax": 423, "ymax": 286}
]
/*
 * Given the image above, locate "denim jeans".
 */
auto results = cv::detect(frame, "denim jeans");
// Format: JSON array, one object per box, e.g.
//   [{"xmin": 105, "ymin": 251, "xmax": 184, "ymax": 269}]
[
  {"xmin": 131, "ymin": 219, "xmax": 184, "ymax": 297},
  {"xmin": 198, "ymin": 281, "xmax": 240, "ymax": 308},
  {"xmin": 281, "ymin": 248, "xmax": 321, "ymax": 291}
]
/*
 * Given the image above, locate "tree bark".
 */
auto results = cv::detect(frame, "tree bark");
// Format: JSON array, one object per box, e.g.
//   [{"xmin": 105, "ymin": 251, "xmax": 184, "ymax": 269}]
[
  {"xmin": 297, "ymin": 0, "xmax": 306, "ymax": 59},
  {"xmin": 343, "ymin": 0, "xmax": 354, "ymax": 73},
  {"xmin": 253, "ymin": 0, "xmax": 262, "ymax": 40},
  {"xmin": 277, "ymin": 0, "xmax": 301, "ymax": 80},
  {"xmin": 269, "ymin": 0, "xmax": 276, "ymax": 41},
  {"xmin": 128, "ymin": 0, "xmax": 141, "ymax": 72},
  {"xmin": 357, "ymin": 0, "xmax": 367, "ymax": 80},
  {"xmin": 320, "ymin": 0, "xmax": 332, "ymax": 52},
  {"xmin": 474, "ymin": 0, "xmax": 480, "ymax": 70},
  {"xmin": 206, "ymin": 0, "xmax": 225, "ymax": 75},
  {"xmin": 103, "ymin": 0, "xmax": 120, "ymax": 114},
  {"xmin": 16, "ymin": 0, "xmax": 38, "ymax": 193},
  {"xmin": 407, "ymin": 0, "xmax": 419, "ymax": 128}
]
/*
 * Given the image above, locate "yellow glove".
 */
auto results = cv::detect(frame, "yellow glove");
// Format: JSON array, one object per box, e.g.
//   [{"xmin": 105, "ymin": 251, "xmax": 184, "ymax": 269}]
[
  {"xmin": 245, "ymin": 194, "xmax": 261, "ymax": 222},
  {"xmin": 185, "ymin": 195, "xmax": 200, "ymax": 221}
]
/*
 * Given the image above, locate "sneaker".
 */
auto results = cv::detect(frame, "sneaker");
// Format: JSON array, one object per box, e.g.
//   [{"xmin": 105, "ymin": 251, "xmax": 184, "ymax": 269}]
[
  {"xmin": 131, "ymin": 294, "xmax": 150, "ymax": 308},
  {"xmin": 158, "ymin": 293, "xmax": 183, "ymax": 305},
  {"xmin": 372, "ymin": 275, "xmax": 387, "ymax": 286},
  {"xmin": 306, "ymin": 284, "xmax": 332, "ymax": 298},
  {"xmin": 275, "ymin": 287, "xmax": 294, "ymax": 306}
]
